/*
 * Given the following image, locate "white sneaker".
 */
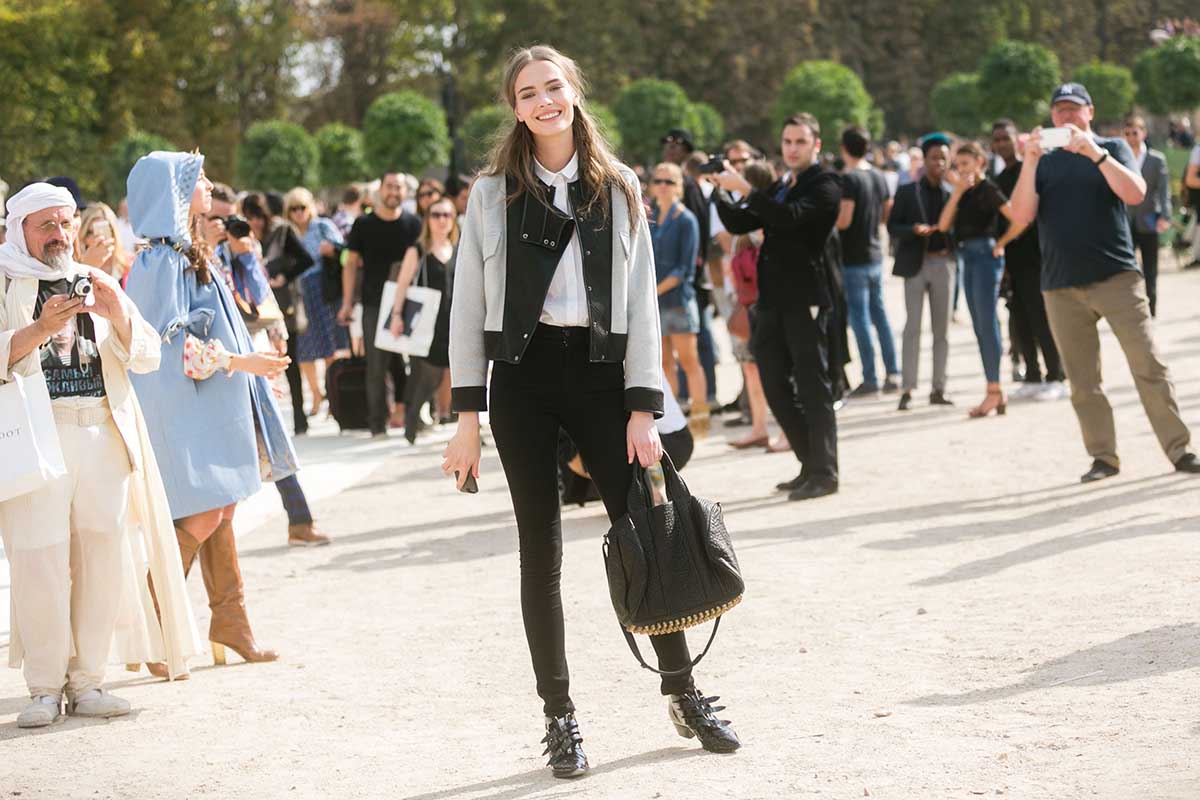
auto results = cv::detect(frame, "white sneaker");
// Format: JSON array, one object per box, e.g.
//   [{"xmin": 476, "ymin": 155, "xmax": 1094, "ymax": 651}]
[
  {"xmin": 68, "ymin": 689, "xmax": 131, "ymax": 719},
  {"xmin": 1035, "ymin": 381, "xmax": 1067, "ymax": 401},
  {"xmin": 1010, "ymin": 382, "xmax": 1044, "ymax": 401},
  {"xmin": 16, "ymin": 695, "xmax": 61, "ymax": 728}
]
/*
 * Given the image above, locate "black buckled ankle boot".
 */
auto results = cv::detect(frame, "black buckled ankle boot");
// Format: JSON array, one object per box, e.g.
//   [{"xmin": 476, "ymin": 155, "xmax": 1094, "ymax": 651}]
[
  {"xmin": 541, "ymin": 713, "xmax": 589, "ymax": 778},
  {"xmin": 668, "ymin": 688, "xmax": 742, "ymax": 753}
]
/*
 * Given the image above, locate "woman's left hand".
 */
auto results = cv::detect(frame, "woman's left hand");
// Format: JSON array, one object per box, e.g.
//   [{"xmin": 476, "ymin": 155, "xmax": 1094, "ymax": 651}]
[
  {"xmin": 626, "ymin": 411, "xmax": 663, "ymax": 467},
  {"xmin": 992, "ymin": 242, "xmax": 1005, "ymax": 259}
]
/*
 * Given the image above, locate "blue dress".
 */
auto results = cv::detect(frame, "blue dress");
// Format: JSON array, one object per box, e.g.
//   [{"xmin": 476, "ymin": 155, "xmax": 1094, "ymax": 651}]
[
  {"xmin": 124, "ymin": 151, "xmax": 298, "ymax": 519},
  {"xmin": 296, "ymin": 217, "xmax": 349, "ymax": 362}
]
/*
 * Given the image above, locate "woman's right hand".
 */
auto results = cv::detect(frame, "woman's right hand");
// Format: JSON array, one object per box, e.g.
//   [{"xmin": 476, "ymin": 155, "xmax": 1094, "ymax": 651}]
[
  {"xmin": 234, "ymin": 351, "xmax": 290, "ymax": 378},
  {"xmin": 442, "ymin": 415, "xmax": 482, "ymax": 491}
]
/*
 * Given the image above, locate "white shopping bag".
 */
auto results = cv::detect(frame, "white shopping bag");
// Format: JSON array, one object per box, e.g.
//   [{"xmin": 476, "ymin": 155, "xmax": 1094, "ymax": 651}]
[
  {"xmin": 374, "ymin": 274, "xmax": 442, "ymax": 358},
  {"xmin": 0, "ymin": 373, "xmax": 67, "ymax": 503}
]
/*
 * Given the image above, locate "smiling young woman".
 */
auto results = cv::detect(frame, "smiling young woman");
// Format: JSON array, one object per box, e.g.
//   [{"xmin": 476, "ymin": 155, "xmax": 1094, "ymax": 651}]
[{"xmin": 442, "ymin": 45, "xmax": 741, "ymax": 778}]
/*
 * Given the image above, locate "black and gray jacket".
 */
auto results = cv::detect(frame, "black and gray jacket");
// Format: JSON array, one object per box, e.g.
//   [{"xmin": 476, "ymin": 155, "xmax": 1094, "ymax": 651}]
[{"xmin": 449, "ymin": 166, "xmax": 664, "ymax": 416}]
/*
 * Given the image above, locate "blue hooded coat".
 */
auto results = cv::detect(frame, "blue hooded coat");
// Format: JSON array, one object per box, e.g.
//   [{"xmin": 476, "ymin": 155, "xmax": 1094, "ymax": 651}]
[{"xmin": 124, "ymin": 151, "xmax": 297, "ymax": 519}]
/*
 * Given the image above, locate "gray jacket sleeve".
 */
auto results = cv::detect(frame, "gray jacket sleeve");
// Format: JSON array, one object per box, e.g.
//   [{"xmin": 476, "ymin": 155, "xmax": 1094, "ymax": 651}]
[
  {"xmin": 449, "ymin": 180, "xmax": 489, "ymax": 412},
  {"xmin": 1154, "ymin": 152, "xmax": 1172, "ymax": 221},
  {"xmin": 621, "ymin": 172, "xmax": 665, "ymax": 417}
]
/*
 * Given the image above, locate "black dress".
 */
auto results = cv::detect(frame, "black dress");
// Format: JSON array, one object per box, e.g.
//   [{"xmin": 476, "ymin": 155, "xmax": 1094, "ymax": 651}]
[{"xmin": 415, "ymin": 246, "xmax": 453, "ymax": 368}]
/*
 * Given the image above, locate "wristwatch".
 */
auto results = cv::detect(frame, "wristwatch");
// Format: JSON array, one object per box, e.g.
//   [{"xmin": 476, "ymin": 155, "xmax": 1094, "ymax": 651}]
[{"xmin": 1092, "ymin": 150, "xmax": 1109, "ymax": 167}]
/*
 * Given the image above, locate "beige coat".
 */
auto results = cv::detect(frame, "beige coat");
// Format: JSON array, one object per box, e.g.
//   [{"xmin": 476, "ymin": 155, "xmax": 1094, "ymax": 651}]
[{"xmin": 0, "ymin": 272, "xmax": 204, "ymax": 677}]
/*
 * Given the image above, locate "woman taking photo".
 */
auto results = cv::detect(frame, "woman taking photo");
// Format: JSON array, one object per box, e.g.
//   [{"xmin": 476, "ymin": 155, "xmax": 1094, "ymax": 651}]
[
  {"xmin": 241, "ymin": 192, "xmax": 314, "ymax": 434},
  {"xmin": 443, "ymin": 45, "xmax": 740, "ymax": 779},
  {"xmin": 937, "ymin": 141, "xmax": 1024, "ymax": 418},
  {"xmin": 648, "ymin": 162, "xmax": 709, "ymax": 436},
  {"xmin": 284, "ymin": 186, "xmax": 348, "ymax": 418},
  {"xmin": 125, "ymin": 151, "xmax": 295, "ymax": 670},
  {"xmin": 387, "ymin": 195, "xmax": 457, "ymax": 443},
  {"xmin": 76, "ymin": 202, "xmax": 132, "ymax": 283}
]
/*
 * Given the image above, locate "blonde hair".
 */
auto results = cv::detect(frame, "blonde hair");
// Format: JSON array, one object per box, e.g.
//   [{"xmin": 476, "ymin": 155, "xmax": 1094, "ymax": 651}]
[
  {"xmin": 419, "ymin": 196, "xmax": 460, "ymax": 253},
  {"xmin": 77, "ymin": 202, "xmax": 132, "ymax": 279},
  {"xmin": 651, "ymin": 162, "xmax": 685, "ymax": 205},
  {"xmin": 486, "ymin": 44, "xmax": 640, "ymax": 226},
  {"xmin": 283, "ymin": 186, "xmax": 318, "ymax": 218}
]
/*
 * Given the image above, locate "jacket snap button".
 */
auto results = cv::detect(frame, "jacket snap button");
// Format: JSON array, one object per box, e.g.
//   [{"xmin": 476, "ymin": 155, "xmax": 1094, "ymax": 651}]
[
  {"xmin": 523, "ymin": 333, "xmax": 528, "ymax": 338},
  {"xmin": 585, "ymin": 250, "xmax": 591, "ymax": 256},
  {"xmin": 549, "ymin": 241, "xmax": 555, "ymax": 246},
  {"xmin": 522, "ymin": 233, "xmax": 529, "ymax": 239},
  {"xmin": 543, "ymin": 239, "xmax": 549, "ymax": 244}
]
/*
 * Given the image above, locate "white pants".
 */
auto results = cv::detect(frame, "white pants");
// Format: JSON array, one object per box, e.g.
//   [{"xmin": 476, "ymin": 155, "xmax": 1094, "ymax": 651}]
[{"xmin": 0, "ymin": 404, "xmax": 131, "ymax": 698}]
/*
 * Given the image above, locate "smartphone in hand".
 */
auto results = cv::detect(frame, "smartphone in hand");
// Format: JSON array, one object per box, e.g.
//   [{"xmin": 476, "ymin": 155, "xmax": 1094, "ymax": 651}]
[{"xmin": 455, "ymin": 471, "xmax": 479, "ymax": 494}]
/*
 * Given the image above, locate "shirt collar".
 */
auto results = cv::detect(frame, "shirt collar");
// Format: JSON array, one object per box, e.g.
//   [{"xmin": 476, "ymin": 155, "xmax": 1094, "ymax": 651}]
[{"xmin": 534, "ymin": 152, "xmax": 580, "ymax": 186}]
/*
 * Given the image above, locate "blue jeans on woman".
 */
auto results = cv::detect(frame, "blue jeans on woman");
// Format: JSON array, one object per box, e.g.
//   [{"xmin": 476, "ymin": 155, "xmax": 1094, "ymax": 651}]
[
  {"xmin": 960, "ymin": 237, "xmax": 1004, "ymax": 384},
  {"xmin": 843, "ymin": 262, "xmax": 899, "ymax": 387}
]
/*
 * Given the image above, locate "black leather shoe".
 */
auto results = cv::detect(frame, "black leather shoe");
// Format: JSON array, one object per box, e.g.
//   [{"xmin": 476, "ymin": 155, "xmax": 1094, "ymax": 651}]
[
  {"xmin": 788, "ymin": 478, "xmax": 839, "ymax": 501},
  {"xmin": 929, "ymin": 390, "xmax": 954, "ymax": 405},
  {"xmin": 542, "ymin": 713, "xmax": 589, "ymax": 778},
  {"xmin": 848, "ymin": 382, "xmax": 879, "ymax": 398},
  {"xmin": 882, "ymin": 376, "xmax": 900, "ymax": 394},
  {"xmin": 669, "ymin": 689, "xmax": 741, "ymax": 753},
  {"xmin": 897, "ymin": 391, "xmax": 912, "ymax": 411},
  {"xmin": 1080, "ymin": 459, "xmax": 1119, "ymax": 483},
  {"xmin": 775, "ymin": 472, "xmax": 806, "ymax": 492},
  {"xmin": 1174, "ymin": 453, "xmax": 1200, "ymax": 473}
]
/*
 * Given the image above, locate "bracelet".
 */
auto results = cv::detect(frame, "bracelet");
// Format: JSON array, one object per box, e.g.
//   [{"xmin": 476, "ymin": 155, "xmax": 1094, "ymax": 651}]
[{"xmin": 1093, "ymin": 150, "xmax": 1109, "ymax": 167}]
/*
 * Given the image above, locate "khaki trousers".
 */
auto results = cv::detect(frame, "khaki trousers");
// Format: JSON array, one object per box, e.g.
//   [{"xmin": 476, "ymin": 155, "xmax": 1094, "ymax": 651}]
[
  {"xmin": 1042, "ymin": 270, "xmax": 1191, "ymax": 468},
  {"xmin": 0, "ymin": 404, "xmax": 131, "ymax": 699}
]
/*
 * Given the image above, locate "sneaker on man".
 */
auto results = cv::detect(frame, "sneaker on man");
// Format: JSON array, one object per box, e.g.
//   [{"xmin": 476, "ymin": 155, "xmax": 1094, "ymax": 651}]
[
  {"xmin": 17, "ymin": 695, "xmax": 61, "ymax": 728},
  {"xmin": 68, "ymin": 689, "xmax": 131, "ymax": 719},
  {"xmin": 1010, "ymin": 382, "xmax": 1044, "ymax": 401},
  {"xmin": 1035, "ymin": 381, "xmax": 1067, "ymax": 402}
]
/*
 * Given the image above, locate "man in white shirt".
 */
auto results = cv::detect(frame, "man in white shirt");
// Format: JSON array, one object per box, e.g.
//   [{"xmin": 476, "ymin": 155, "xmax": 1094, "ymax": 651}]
[{"xmin": 1121, "ymin": 115, "xmax": 1172, "ymax": 316}]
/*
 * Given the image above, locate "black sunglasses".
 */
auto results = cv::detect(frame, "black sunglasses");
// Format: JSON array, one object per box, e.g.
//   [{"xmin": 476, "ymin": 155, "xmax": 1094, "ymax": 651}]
[{"xmin": 651, "ymin": 178, "xmax": 678, "ymax": 186}]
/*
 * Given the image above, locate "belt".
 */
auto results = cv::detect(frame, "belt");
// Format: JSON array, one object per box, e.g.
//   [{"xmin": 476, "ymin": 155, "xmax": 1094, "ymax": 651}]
[{"xmin": 52, "ymin": 403, "xmax": 113, "ymax": 427}]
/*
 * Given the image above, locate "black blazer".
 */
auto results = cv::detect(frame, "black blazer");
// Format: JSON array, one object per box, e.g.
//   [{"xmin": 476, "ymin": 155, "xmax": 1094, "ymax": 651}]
[
  {"xmin": 888, "ymin": 180, "xmax": 950, "ymax": 279},
  {"xmin": 715, "ymin": 164, "xmax": 842, "ymax": 310}
]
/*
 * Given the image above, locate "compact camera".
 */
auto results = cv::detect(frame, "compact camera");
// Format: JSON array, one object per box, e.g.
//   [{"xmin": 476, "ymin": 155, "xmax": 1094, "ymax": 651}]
[
  {"xmin": 224, "ymin": 214, "xmax": 252, "ymax": 239},
  {"xmin": 69, "ymin": 275, "xmax": 94, "ymax": 301}
]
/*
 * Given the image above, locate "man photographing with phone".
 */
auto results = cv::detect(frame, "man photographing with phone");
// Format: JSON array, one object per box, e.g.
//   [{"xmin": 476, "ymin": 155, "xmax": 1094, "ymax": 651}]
[{"xmin": 1011, "ymin": 82, "xmax": 1200, "ymax": 483}]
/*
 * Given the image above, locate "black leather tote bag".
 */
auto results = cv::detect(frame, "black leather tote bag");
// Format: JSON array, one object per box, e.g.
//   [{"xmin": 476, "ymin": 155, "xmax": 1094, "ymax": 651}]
[{"xmin": 603, "ymin": 453, "xmax": 744, "ymax": 674}]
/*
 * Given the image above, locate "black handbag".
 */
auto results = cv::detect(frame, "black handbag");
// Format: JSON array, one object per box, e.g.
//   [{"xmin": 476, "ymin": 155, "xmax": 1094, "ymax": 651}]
[{"xmin": 602, "ymin": 453, "xmax": 744, "ymax": 675}]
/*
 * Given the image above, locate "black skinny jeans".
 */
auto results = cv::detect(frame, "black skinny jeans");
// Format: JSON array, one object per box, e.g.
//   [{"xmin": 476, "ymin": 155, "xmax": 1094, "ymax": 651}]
[
  {"xmin": 1009, "ymin": 265, "xmax": 1064, "ymax": 383},
  {"xmin": 489, "ymin": 324, "xmax": 695, "ymax": 716},
  {"xmin": 285, "ymin": 325, "xmax": 306, "ymax": 434},
  {"xmin": 752, "ymin": 306, "xmax": 838, "ymax": 482},
  {"xmin": 404, "ymin": 357, "xmax": 444, "ymax": 436},
  {"xmin": 1133, "ymin": 231, "xmax": 1159, "ymax": 317}
]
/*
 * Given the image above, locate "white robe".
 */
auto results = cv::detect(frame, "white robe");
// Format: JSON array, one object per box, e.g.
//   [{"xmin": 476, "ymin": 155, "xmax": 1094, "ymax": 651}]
[{"xmin": 0, "ymin": 272, "xmax": 204, "ymax": 678}]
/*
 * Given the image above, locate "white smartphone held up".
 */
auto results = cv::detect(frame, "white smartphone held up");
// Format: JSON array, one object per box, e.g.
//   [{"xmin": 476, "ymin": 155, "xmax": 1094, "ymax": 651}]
[
  {"xmin": 1039, "ymin": 127, "xmax": 1072, "ymax": 151},
  {"xmin": 91, "ymin": 219, "xmax": 113, "ymax": 239}
]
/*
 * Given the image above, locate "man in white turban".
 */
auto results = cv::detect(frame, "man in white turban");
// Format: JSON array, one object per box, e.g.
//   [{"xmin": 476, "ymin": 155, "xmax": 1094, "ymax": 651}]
[{"xmin": 0, "ymin": 183, "xmax": 202, "ymax": 729}]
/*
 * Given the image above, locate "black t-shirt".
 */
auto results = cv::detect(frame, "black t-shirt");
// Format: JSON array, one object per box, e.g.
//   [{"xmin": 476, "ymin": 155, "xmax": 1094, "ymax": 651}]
[
  {"xmin": 1035, "ymin": 136, "xmax": 1139, "ymax": 290},
  {"xmin": 34, "ymin": 279, "xmax": 106, "ymax": 399},
  {"xmin": 840, "ymin": 167, "xmax": 889, "ymax": 265},
  {"xmin": 346, "ymin": 211, "xmax": 422, "ymax": 308},
  {"xmin": 994, "ymin": 161, "xmax": 1040, "ymax": 270},
  {"xmin": 953, "ymin": 178, "xmax": 1007, "ymax": 242}
]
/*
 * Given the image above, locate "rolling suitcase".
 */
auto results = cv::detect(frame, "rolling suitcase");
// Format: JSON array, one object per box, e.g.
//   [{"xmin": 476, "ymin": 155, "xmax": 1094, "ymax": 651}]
[{"xmin": 325, "ymin": 356, "xmax": 369, "ymax": 432}]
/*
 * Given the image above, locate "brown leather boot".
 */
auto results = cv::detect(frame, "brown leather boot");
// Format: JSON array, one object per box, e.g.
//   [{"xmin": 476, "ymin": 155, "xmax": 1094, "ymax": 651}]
[
  {"xmin": 139, "ymin": 528, "xmax": 203, "ymax": 680},
  {"xmin": 287, "ymin": 522, "xmax": 331, "ymax": 547},
  {"xmin": 198, "ymin": 519, "xmax": 278, "ymax": 666}
]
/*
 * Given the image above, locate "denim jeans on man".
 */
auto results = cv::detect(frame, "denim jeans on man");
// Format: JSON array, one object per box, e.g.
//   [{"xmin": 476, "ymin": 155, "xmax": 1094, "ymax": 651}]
[
  {"xmin": 960, "ymin": 237, "xmax": 1004, "ymax": 384},
  {"xmin": 842, "ymin": 262, "xmax": 899, "ymax": 386}
]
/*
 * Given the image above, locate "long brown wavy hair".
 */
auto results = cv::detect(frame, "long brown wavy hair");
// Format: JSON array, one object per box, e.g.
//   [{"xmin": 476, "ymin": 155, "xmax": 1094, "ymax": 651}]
[{"xmin": 485, "ymin": 45, "xmax": 640, "ymax": 226}]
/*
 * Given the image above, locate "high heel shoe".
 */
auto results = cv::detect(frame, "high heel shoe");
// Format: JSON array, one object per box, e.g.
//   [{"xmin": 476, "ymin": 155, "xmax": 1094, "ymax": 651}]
[
  {"xmin": 968, "ymin": 389, "xmax": 1007, "ymax": 418},
  {"xmin": 199, "ymin": 519, "xmax": 279, "ymax": 666}
]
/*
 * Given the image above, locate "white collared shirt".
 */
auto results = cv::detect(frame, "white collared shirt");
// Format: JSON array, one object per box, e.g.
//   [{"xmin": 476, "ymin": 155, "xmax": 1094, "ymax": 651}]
[
  {"xmin": 1131, "ymin": 143, "xmax": 1147, "ymax": 174},
  {"xmin": 534, "ymin": 153, "xmax": 589, "ymax": 327}
]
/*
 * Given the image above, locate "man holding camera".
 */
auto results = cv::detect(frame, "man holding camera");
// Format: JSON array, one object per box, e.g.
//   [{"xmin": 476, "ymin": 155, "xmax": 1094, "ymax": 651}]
[
  {"xmin": 1011, "ymin": 83, "xmax": 1200, "ymax": 482},
  {"xmin": 712, "ymin": 113, "xmax": 843, "ymax": 500},
  {"xmin": 0, "ymin": 183, "xmax": 200, "ymax": 727}
]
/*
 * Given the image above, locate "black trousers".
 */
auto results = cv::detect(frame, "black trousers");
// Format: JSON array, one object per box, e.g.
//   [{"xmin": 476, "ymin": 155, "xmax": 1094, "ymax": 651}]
[
  {"xmin": 285, "ymin": 326, "xmax": 306, "ymax": 434},
  {"xmin": 404, "ymin": 357, "xmax": 444, "ymax": 436},
  {"xmin": 1009, "ymin": 265, "xmax": 1064, "ymax": 383},
  {"xmin": 360, "ymin": 304, "xmax": 391, "ymax": 434},
  {"xmin": 489, "ymin": 324, "xmax": 695, "ymax": 716},
  {"xmin": 752, "ymin": 306, "xmax": 838, "ymax": 482},
  {"xmin": 1133, "ymin": 232, "xmax": 1159, "ymax": 317}
]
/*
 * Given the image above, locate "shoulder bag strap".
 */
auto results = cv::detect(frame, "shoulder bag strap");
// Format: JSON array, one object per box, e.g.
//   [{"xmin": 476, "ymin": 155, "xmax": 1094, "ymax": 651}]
[{"xmin": 620, "ymin": 617, "xmax": 722, "ymax": 676}]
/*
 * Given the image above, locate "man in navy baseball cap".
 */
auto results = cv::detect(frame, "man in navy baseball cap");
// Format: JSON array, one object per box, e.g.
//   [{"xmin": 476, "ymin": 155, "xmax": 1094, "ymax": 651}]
[{"xmin": 1050, "ymin": 82, "xmax": 1093, "ymax": 107}]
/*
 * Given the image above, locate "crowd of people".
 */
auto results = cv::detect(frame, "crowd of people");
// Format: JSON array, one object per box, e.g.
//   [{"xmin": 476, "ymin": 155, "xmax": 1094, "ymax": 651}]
[{"xmin": 2, "ymin": 42, "xmax": 1199, "ymax": 780}]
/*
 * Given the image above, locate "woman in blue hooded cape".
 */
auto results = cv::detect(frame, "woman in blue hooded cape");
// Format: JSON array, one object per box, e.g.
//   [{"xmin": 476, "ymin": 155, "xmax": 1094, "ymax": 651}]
[{"xmin": 124, "ymin": 150, "xmax": 295, "ymax": 667}]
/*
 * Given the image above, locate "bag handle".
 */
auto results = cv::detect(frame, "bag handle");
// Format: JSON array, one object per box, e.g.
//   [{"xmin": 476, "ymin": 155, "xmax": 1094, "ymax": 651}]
[
  {"xmin": 620, "ymin": 617, "xmax": 722, "ymax": 676},
  {"xmin": 625, "ymin": 451, "xmax": 692, "ymax": 514}
]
